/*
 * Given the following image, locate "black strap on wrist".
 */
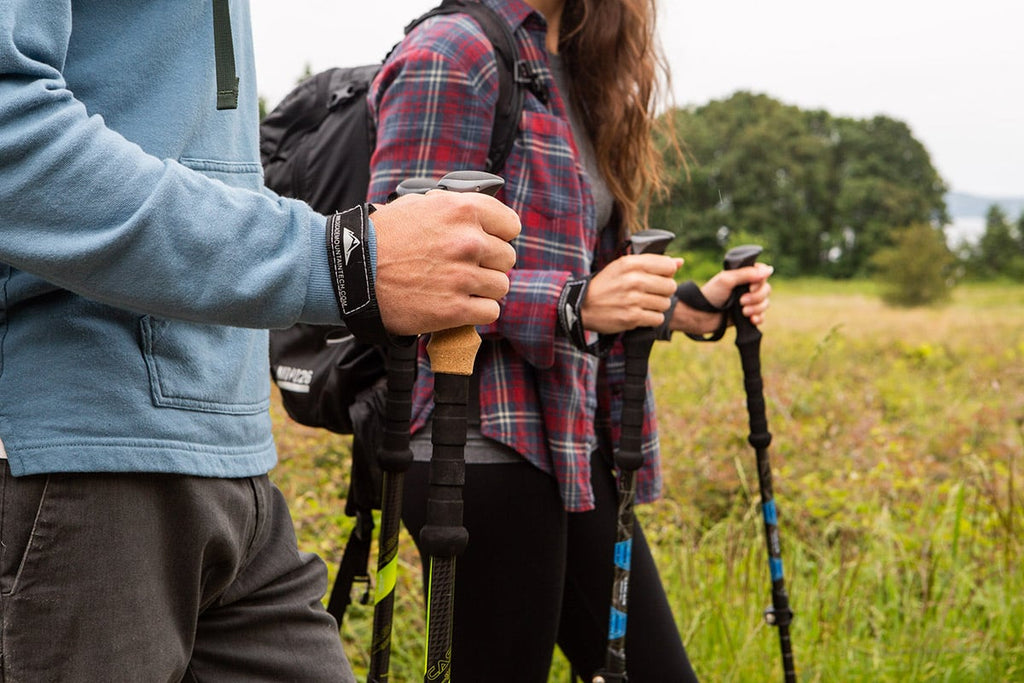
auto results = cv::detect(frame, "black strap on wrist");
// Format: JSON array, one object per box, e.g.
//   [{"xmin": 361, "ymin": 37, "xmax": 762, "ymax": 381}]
[
  {"xmin": 326, "ymin": 204, "xmax": 389, "ymax": 345},
  {"xmin": 676, "ymin": 280, "xmax": 730, "ymax": 342},
  {"xmin": 558, "ymin": 276, "xmax": 616, "ymax": 357},
  {"xmin": 656, "ymin": 293, "xmax": 678, "ymax": 341}
]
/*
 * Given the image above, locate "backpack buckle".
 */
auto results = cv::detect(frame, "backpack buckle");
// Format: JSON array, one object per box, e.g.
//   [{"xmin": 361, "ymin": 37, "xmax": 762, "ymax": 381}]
[
  {"xmin": 328, "ymin": 81, "xmax": 369, "ymax": 110},
  {"xmin": 514, "ymin": 60, "xmax": 549, "ymax": 105}
]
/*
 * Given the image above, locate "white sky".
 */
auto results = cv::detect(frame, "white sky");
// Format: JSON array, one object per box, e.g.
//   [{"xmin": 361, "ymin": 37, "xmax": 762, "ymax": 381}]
[{"xmin": 250, "ymin": 0, "xmax": 1024, "ymax": 198}]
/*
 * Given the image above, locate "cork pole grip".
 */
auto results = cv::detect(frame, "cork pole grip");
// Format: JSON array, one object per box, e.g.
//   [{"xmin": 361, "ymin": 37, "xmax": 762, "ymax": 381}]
[{"xmin": 425, "ymin": 325, "xmax": 482, "ymax": 376}]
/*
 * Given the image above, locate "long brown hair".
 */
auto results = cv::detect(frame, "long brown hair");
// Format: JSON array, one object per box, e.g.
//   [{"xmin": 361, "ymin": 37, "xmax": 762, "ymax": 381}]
[{"xmin": 559, "ymin": 0, "xmax": 679, "ymax": 233}]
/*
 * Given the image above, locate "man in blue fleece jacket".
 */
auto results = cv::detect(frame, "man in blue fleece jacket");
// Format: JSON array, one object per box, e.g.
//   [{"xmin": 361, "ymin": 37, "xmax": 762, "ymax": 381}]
[{"xmin": 0, "ymin": 2, "xmax": 519, "ymax": 680}]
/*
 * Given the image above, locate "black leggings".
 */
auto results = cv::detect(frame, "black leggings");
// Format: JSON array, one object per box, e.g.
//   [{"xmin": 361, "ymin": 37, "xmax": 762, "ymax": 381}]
[{"xmin": 401, "ymin": 451, "xmax": 699, "ymax": 682}]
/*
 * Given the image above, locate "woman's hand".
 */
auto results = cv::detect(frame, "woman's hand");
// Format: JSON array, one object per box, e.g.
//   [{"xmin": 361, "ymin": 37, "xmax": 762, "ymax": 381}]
[
  {"xmin": 672, "ymin": 263, "xmax": 774, "ymax": 336},
  {"xmin": 580, "ymin": 254, "xmax": 683, "ymax": 334}
]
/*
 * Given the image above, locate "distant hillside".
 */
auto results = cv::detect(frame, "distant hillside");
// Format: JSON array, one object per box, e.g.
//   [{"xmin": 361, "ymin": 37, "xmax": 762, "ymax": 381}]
[{"xmin": 946, "ymin": 192, "xmax": 1024, "ymax": 219}]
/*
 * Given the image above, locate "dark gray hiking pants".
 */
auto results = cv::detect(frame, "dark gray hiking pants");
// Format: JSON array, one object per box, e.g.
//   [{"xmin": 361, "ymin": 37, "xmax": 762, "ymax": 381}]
[{"xmin": 0, "ymin": 463, "xmax": 355, "ymax": 682}]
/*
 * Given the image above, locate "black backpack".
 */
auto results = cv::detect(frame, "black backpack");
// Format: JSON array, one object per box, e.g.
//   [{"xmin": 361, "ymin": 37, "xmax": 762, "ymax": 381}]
[{"xmin": 259, "ymin": 0, "xmax": 529, "ymax": 626}]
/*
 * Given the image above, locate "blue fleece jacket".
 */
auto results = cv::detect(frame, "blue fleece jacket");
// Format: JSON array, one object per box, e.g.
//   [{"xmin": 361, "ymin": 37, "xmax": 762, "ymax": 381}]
[{"xmin": 0, "ymin": 1, "xmax": 345, "ymax": 476}]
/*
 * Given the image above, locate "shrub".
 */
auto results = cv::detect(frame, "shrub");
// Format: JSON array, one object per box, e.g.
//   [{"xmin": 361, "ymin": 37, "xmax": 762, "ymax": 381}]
[{"xmin": 871, "ymin": 222, "xmax": 957, "ymax": 306}]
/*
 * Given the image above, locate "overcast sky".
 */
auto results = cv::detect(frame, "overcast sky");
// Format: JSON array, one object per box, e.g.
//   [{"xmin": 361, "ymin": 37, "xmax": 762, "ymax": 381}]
[{"xmin": 250, "ymin": 0, "xmax": 1023, "ymax": 199}]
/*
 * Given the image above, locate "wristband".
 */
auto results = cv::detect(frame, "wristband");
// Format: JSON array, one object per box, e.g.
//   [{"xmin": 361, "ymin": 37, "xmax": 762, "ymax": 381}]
[
  {"xmin": 326, "ymin": 204, "xmax": 389, "ymax": 345},
  {"xmin": 558, "ymin": 276, "xmax": 616, "ymax": 357}
]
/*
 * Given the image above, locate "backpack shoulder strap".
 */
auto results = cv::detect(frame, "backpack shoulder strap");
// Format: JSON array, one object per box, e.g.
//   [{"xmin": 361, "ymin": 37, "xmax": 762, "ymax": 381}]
[
  {"xmin": 405, "ymin": 0, "xmax": 527, "ymax": 175},
  {"xmin": 325, "ymin": 508, "xmax": 373, "ymax": 627},
  {"xmin": 211, "ymin": 0, "xmax": 239, "ymax": 110}
]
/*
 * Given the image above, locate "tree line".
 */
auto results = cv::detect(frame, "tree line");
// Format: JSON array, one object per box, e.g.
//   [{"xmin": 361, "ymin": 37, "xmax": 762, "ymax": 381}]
[
  {"xmin": 650, "ymin": 91, "xmax": 1024, "ymax": 289},
  {"xmin": 263, "ymin": 85, "xmax": 1020, "ymax": 299}
]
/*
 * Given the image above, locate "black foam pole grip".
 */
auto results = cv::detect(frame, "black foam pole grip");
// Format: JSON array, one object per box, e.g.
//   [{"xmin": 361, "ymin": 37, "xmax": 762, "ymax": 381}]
[
  {"xmin": 419, "ymin": 358, "xmax": 471, "ymax": 559},
  {"xmin": 724, "ymin": 244, "xmax": 763, "ymax": 347},
  {"xmin": 614, "ymin": 229, "xmax": 673, "ymax": 472},
  {"xmin": 380, "ymin": 338, "xmax": 417, "ymax": 472}
]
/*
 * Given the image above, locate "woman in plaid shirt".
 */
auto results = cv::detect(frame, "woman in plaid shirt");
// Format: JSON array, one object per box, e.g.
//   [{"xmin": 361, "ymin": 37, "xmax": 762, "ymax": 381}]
[{"xmin": 367, "ymin": 0, "xmax": 772, "ymax": 679}]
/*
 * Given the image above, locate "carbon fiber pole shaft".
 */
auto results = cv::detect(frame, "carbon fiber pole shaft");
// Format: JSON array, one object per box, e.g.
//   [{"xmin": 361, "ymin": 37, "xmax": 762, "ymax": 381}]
[
  {"xmin": 724, "ymin": 245, "xmax": 796, "ymax": 683},
  {"xmin": 368, "ymin": 337, "xmax": 417, "ymax": 682}
]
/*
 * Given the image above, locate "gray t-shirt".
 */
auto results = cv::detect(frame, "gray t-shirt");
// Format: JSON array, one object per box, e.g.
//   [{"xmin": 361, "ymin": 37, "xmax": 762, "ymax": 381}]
[{"xmin": 549, "ymin": 54, "xmax": 615, "ymax": 232}]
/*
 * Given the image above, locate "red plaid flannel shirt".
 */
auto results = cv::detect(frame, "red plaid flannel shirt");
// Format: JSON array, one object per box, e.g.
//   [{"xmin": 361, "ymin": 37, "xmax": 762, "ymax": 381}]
[{"xmin": 367, "ymin": 0, "xmax": 661, "ymax": 512}]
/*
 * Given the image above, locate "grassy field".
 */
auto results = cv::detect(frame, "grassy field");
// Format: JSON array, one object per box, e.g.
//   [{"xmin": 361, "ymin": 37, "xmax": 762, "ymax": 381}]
[{"xmin": 270, "ymin": 280, "xmax": 1024, "ymax": 682}]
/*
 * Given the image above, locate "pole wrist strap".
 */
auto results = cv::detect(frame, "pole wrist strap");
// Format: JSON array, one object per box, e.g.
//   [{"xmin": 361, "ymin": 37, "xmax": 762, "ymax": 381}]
[
  {"xmin": 672, "ymin": 280, "xmax": 730, "ymax": 343},
  {"xmin": 326, "ymin": 204, "xmax": 389, "ymax": 345},
  {"xmin": 558, "ymin": 276, "xmax": 615, "ymax": 357}
]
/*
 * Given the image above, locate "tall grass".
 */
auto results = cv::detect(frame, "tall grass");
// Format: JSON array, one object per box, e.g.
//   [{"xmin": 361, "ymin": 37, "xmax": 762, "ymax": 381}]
[{"xmin": 271, "ymin": 280, "xmax": 1024, "ymax": 682}]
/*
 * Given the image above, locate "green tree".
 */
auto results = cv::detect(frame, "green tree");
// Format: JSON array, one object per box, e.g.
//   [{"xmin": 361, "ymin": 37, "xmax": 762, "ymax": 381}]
[
  {"xmin": 652, "ymin": 93, "xmax": 832, "ymax": 275},
  {"xmin": 968, "ymin": 205, "xmax": 1024, "ymax": 279},
  {"xmin": 871, "ymin": 222, "xmax": 957, "ymax": 306},
  {"xmin": 651, "ymin": 93, "xmax": 949, "ymax": 279},
  {"xmin": 829, "ymin": 116, "xmax": 949, "ymax": 277}
]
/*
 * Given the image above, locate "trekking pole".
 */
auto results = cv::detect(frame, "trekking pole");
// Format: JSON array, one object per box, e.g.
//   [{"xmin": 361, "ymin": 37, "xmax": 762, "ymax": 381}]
[
  {"xmin": 367, "ymin": 172, "xmax": 504, "ymax": 682},
  {"xmin": 366, "ymin": 176, "xmax": 462, "ymax": 682},
  {"xmin": 723, "ymin": 244, "xmax": 796, "ymax": 683},
  {"xmin": 368, "ymin": 338, "xmax": 417, "ymax": 682},
  {"xmin": 593, "ymin": 228, "xmax": 675, "ymax": 683},
  {"xmin": 405, "ymin": 171, "xmax": 505, "ymax": 683}
]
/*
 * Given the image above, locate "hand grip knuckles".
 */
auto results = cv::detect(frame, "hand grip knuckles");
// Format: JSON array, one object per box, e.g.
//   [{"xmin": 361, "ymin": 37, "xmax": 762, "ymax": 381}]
[
  {"xmin": 424, "ymin": 171, "xmax": 503, "ymax": 375},
  {"xmin": 393, "ymin": 170, "xmax": 504, "ymax": 375}
]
